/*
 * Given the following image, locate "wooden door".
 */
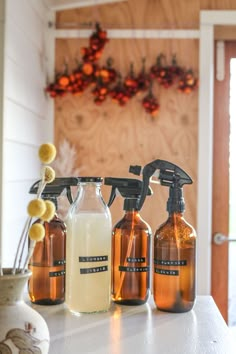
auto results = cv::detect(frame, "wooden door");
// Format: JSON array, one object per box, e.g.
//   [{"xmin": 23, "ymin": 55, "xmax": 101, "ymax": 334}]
[{"xmin": 212, "ymin": 41, "xmax": 236, "ymax": 323}]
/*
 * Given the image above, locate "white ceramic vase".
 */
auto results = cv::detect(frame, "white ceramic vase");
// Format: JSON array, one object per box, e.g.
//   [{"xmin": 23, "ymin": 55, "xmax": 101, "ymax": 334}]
[{"xmin": 0, "ymin": 268, "xmax": 50, "ymax": 354}]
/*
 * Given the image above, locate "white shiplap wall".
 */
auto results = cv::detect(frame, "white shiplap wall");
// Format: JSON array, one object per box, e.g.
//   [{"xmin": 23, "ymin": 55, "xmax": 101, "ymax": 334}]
[
  {"xmin": 0, "ymin": 0, "xmax": 5, "ymax": 272},
  {"xmin": 1, "ymin": 0, "xmax": 54, "ymax": 267}
]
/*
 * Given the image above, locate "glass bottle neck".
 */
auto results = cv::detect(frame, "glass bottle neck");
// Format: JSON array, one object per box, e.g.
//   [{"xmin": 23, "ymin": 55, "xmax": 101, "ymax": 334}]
[
  {"xmin": 76, "ymin": 182, "xmax": 105, "ymax": 211},
  {"xmin": 124, "ymin": 210, "xmax": 141, "ymax": 221},
  {"xmin": 80, "ymin": 182, "xmax": 102, "ymax": 196},
  {"xmin": 168, "ymin": 212, "xmax": 185, "ymax": 221}
]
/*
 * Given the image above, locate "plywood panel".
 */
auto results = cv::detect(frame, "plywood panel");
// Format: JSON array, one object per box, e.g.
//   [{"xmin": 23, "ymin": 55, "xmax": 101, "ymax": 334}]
[
  {"xmin": 215, "ymin": 26, "xmax": 236, "ymax": 40},
  {"xmin": 200, "ymin": 0, "xmax": 236, "ymax": 9},
  {"xmin": 54, "ymin": 37, "xmax": 198, "ymax": 233},
  {"xmin": 56, "ymin": 0, "xmax": 236, "ymax": 31},
  {"xmin": 56, "ymin": 0, "xmax": 200, "ymax": 29}
]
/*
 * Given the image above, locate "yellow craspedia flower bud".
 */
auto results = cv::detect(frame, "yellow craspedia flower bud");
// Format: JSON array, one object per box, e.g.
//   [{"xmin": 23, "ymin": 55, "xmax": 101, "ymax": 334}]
[
  {"xmin": 29, "ymin": 223, "xmax": 45, "ymax": 241},
  {"xmin": 38, "ymin": 143, "xmax": 57, "ymax": 164},
  {"xmin": 27, "ymin": 199, "xmax": 46, "ymax": 218},
  {"xmin": 43, "ymin": 166, "xmax": 55, "ymax": 183},
  {"xmin": 40, "ymin": 200, "xmax": 56, "ymax": 222}
]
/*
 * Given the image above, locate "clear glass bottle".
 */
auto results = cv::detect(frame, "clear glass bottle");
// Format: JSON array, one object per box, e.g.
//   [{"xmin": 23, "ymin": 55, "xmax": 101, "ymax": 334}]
[
  {"xmin": 65, "ymin": 177, "xmax": 112, "ymax": 314},
  {"xmin": 28, "ymin": 197, "xmax": 66, "ymax": 305},
  {"xmin": 112, "ymin": 207, "xmax": 151, "ymax": 305},
  {"xmin": 153, "ymin": 211, "xmax": 196, "ymax": 313}
]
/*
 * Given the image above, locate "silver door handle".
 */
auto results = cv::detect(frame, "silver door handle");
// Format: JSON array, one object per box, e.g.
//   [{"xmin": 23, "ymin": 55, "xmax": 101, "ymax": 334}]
[{"xmin": 214, "ymin": 233, "xmax": 236, "ymax": 245}]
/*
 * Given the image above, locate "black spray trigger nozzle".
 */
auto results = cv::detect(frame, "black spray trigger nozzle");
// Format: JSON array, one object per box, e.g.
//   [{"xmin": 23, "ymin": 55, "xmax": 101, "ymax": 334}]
[
  {"xmin": 107, "ymin": 187, "xmax": 122, "ymax": 207},
  {"xmin": 66, "ymin": 186, "xmax": 73, "ymax": 205},
  {"xmin": 104, "ymin": 177, "xmax": 152, "ymax": 211},
  {"xmin": 29, "ymin": 177, "xmax": 80, "ymax": 205},
  {"xmin": 130, "ymin": 159, "xmax": 193, "ymax": 211},
  {"xmin": 150, "ymin": 170, "xmax": 161, "ymax": 184},
  {"xmin": 129, "ymin": 165, "xmax": 142, "ymax": 176},
  {"xmin": 129, "ymin": 162, "xmax": 158, "ymax": 210},
  {"xmin": 106, "ymin": 186, "xmax": 116, "ymax": 207}
]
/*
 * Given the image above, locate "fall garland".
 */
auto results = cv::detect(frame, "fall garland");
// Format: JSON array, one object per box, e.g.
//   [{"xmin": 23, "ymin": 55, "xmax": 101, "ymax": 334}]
[{"xmin": 46, "ymin": 23, "xmax": 198, "ymax": 117}]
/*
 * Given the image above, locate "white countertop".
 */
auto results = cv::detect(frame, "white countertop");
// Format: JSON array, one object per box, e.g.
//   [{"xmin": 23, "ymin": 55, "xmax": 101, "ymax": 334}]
[{"xmin": 32, "ymin": 296, "xmax": 235, "ymax": 354}]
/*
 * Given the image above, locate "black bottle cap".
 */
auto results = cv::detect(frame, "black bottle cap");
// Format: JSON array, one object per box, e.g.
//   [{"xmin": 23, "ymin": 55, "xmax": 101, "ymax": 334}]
[
  {"xmin": 124, "ymin": 198, "xmax": 139, "ymax": 211},
  {"xmin": 167, "ymin": 186, "xmax": 185, "ymax": 213}
]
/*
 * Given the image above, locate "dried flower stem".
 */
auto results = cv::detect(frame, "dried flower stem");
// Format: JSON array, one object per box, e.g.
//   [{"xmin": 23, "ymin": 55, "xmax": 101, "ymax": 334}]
[
  {"xmin": 16, "ymin": 217, "xmax": 34, "ymax": 272},
  {"xmin": 22, "ymin": 239, "xmax": 36, "ymax": 273},
  {"xmin": 37, "ymin": 176, "xmax": 46, "ymax": 198},
  {"xmin": 5, "ymin": 143, "xmax": 57, "ymax": 277},
  {"xmin": 12, "ymin": 178, "xmax": 46, "ymax": 274},
  {"xmin": 12, "ymin": 217, "xmax": 32, "ymax": 274}
]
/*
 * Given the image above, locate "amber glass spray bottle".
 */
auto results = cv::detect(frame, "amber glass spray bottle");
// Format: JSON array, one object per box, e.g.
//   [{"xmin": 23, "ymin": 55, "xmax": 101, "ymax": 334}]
[
  {"xmin": 104, "ymin": 177, "xmax": 152, "ymax": 305},
  {"xmin": 130, "ymin": 160, "xmax": 197, "ymax": 313},
  {"xmin": 28, "ymin": 177, "xmax": 78, "ymax": 305}
]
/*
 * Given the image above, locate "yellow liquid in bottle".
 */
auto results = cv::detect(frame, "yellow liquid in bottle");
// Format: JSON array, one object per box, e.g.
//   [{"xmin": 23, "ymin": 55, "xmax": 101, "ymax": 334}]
[{"xmin": 66, "ymin": 213, "xmax": 111, "ymax": 314}]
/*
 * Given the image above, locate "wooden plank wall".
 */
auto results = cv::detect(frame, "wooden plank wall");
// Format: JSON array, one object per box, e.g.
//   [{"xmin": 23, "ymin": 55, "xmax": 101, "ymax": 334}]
[
  {"xmin": 1, "ymin": 0, "xmax": 53, "ymax": 266},
  {"xmin": 54, "ymin": 0, "xmax": 236, "ymax": 234}
]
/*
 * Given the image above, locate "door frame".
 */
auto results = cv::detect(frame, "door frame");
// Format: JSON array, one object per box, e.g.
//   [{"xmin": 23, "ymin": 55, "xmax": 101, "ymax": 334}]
[{"xmin": 197, "ymin": 10, "xmax": 236, "ymax": 295}]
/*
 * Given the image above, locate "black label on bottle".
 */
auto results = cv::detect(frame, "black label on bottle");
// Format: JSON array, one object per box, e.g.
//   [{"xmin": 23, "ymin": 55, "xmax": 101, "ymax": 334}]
[
  {"xmin": 127, "ymin": 257, "xmax": 145, "ymax": 263},
  {"xmin": 119, "ymin": 266, "xmax": 150, "ymax": 272},
  {"xmin": 53, "ymin": 259, "xmax": 66, "ymax": 266},
  {"xmin": 80, "ymin": 266, "xmax": 108, "ymax": 274},
  {"xmin": 79, "ymin": 256, "xmax": 108, "ymax": 262},
  {"xmin": 154, "ymin": 259, "xmax": 187, "ymax": 266},
  {"xmin": 155, "ymin": 268, "xmax": 179, "ymax": 276},
  {"xmin": 49, "ymin": 270, "xmax": 65, "ymax": 277}
]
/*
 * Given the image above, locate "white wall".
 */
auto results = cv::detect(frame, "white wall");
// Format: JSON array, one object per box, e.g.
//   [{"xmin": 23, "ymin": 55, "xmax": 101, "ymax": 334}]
[
  {"xmin": 0, "ymin": 0, "xmax": 5, "ymax": 272},
  {"xmin": 0, "ymin": 0, "xmax": 54, "ymax": 267}
]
